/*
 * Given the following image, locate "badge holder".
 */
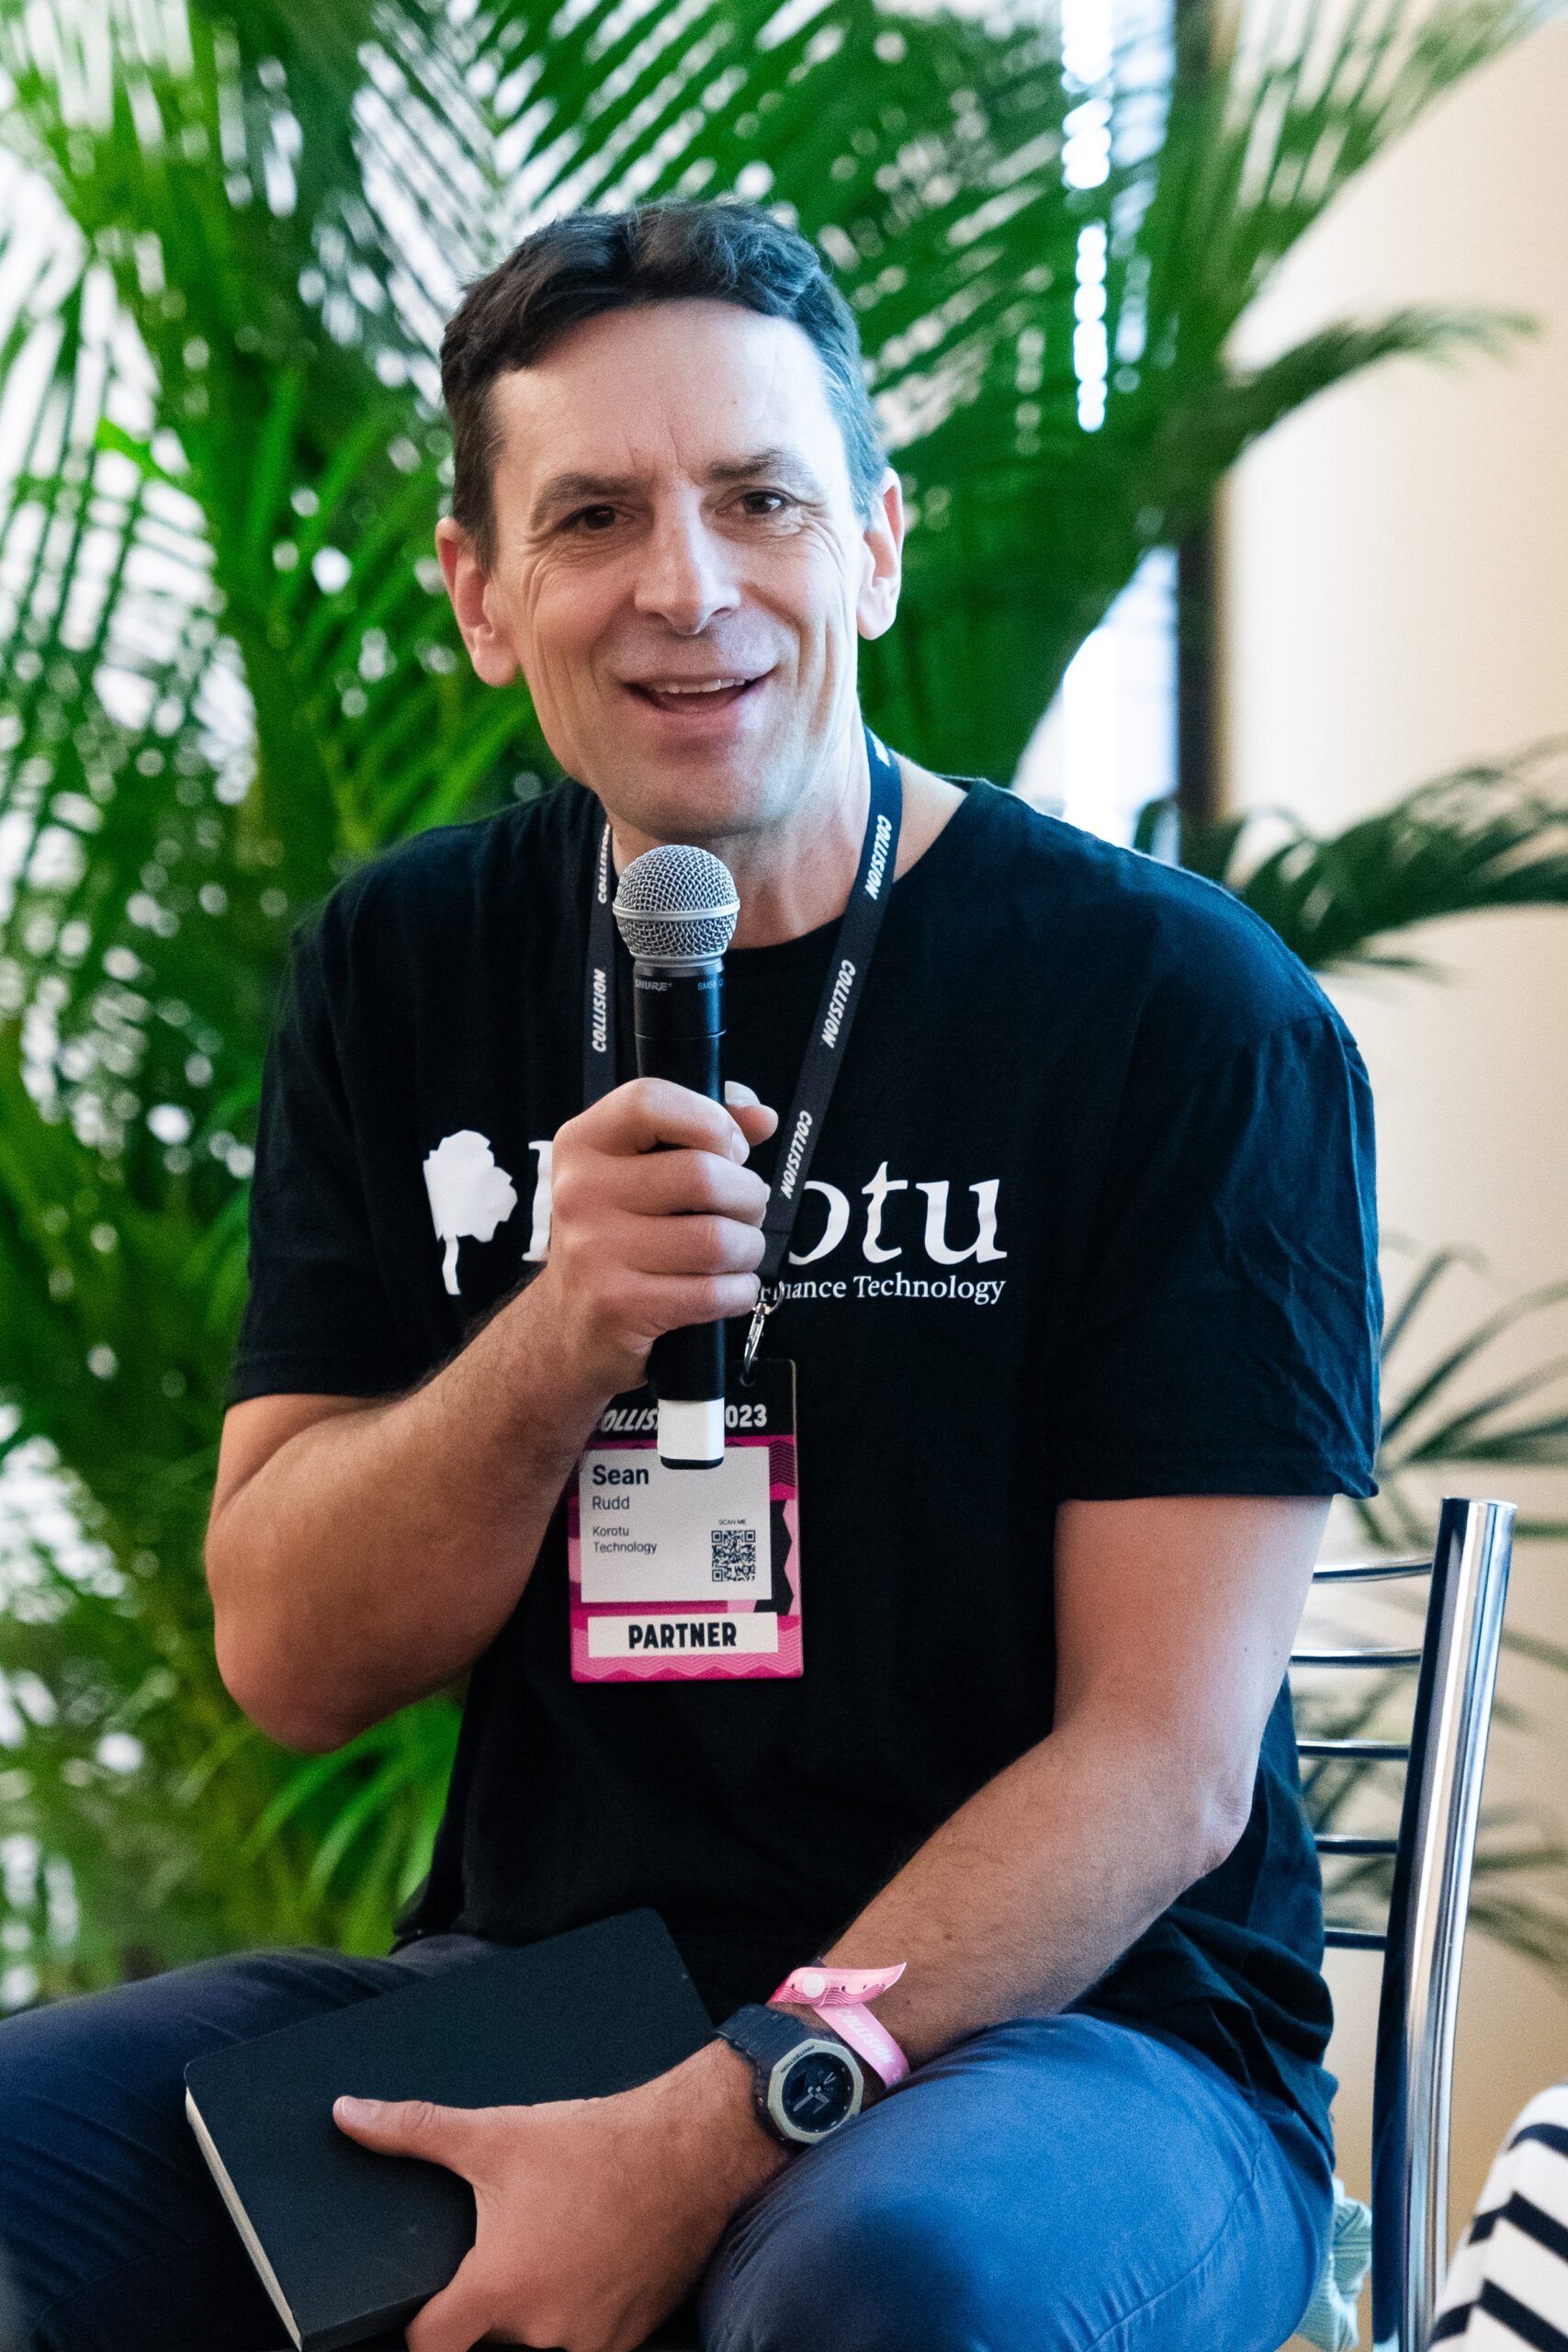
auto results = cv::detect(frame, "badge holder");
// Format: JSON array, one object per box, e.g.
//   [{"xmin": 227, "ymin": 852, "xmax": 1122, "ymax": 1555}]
[{"xmin": 569, "ymin": 1358, "xmax": 800, "ymax": 1682}]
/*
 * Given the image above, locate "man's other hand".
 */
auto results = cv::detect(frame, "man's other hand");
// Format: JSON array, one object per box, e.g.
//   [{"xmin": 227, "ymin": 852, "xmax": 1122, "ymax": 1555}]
[
  {"xmin": 333, "ymin": 2038, "xmax": 785, "ymax": 2352},
  {"xmin": 533, "ymin": 1076, "xmax": 777, "ymax": 1402}
]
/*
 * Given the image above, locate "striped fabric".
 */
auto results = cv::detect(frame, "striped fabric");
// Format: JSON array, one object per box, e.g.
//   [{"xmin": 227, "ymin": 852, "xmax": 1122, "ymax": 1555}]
[
  {"xmin": 1296, "ymin": 2181, "xmax": 1372, "ymax": 2350},
  {"xmin": 1430, "ymin": 2083, "xmax": 1568, "ymax": 2348}
]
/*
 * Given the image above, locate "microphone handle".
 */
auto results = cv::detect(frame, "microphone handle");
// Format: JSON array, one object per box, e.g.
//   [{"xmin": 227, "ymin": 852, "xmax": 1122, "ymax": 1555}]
[{"xmin": 633, "ymin": 960, "xmax": 725, "ymax": 1422}]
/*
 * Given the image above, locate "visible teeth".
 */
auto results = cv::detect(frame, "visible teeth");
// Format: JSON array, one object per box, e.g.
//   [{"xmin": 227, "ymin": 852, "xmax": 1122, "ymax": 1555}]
[{"xmin": 647, "ymin": 678, "xmax": 746, "ymax": 694}]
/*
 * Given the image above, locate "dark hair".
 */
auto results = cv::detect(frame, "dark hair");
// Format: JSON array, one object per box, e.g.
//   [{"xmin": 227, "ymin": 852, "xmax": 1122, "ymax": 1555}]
[{"xmin": 439, "ymin": 199, "xmax": 888, "ymax": 571}]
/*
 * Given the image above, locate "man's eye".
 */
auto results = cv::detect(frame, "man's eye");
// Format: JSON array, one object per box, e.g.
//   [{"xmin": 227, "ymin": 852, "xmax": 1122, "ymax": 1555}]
[{"xmin": 561, "ymin": 492, "xmax": 791, "ymax": 531}]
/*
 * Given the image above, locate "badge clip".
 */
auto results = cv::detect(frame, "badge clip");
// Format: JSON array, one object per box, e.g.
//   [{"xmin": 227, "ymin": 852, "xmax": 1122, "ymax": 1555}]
[{"xmin": 742, "ymin": 1289, "xmax": 774, "ymax": 1380}]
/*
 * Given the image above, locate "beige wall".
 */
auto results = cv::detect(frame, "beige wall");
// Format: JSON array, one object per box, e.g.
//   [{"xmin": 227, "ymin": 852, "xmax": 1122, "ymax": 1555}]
[{"xmin": 1218, "ymin": 7, "xmax": 1568, "ymax": 2290}]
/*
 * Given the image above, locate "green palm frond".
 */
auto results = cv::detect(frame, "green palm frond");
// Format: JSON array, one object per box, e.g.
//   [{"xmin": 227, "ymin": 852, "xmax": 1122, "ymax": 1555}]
[
  {"xmin": 0, "ymin": 1023, "xmax": 457, "ymax": 1983},
  {"xmin": 1138, "ymin": 741, "xmax": 1568, "ymax": 972},
  {"xmin": 1354, "ymin": 1241, "xmax": 1568, "ymax": 1549},
  {"xmin": 240, "ymin": 1699, "xmax": 463, "ymax": 1951}
]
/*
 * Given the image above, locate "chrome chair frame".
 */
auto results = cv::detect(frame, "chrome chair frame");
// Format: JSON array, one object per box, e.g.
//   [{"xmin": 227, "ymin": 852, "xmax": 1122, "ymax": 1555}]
[{"xmin": 1293, "ymin": 1496, "xmax": 1515, "ymax": 2352}]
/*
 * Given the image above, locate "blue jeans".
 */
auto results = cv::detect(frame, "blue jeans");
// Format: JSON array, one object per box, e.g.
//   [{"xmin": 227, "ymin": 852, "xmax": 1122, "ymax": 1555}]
[{"xmin": 0, "ymin": 1932, "xmax": 1333, "ymax": 2352}]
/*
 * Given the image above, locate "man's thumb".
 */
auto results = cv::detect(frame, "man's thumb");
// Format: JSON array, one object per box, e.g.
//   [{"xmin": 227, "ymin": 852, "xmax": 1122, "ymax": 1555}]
[{"xmin": 333, "ymin": 2094, "xmax": 463, "ymax": 2162}]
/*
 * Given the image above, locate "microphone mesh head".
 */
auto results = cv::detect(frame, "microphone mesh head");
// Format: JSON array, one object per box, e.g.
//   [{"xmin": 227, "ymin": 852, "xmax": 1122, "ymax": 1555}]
[{"xmin": 613, "ymin": 843, "xmax": 740, "ymax": 962}]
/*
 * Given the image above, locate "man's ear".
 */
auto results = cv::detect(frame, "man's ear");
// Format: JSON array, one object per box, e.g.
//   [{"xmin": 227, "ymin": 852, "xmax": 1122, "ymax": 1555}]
[
  {"xmin": 434, "ymin": 516, "xmax": 520, "ymax": 687},
  {"xmin": 855, "ymin": 467, "xmax": 905, "ymax": 643}
]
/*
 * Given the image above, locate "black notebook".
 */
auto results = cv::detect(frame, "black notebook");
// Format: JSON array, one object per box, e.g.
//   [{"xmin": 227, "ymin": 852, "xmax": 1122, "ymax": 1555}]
[{"xmin": 184, "ymin": 1910, "xmax": 715, "ymax": 2352}]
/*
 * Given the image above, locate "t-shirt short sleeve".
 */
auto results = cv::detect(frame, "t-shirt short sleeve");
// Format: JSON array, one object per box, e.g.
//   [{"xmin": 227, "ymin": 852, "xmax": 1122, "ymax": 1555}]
[
  {"xmin": 1051, "ymin": 1009, "xmax": 1381, "ymax": 1498},
  {"xmin": 224, "ymin": 909, "xmax": 411, "ymax": 1406}
]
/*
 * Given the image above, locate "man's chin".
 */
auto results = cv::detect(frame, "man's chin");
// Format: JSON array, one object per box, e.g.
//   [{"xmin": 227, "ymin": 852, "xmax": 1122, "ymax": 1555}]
[
  {"xmin": 608, "ymin": 788, "xmax": 783, "ymax": 852},
  {"xmin": 590, "ymin": 747, "xmax": 795, "ymax": 848}
]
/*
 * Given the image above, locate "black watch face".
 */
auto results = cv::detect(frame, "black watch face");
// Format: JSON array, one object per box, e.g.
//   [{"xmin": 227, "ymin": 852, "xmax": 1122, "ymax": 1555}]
[{"xmin": 780, "ymin": 2047, "xmax": 857, "ymax": 2133}]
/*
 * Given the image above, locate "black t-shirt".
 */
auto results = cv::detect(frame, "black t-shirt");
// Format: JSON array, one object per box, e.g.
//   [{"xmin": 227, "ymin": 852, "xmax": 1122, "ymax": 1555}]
[{"xmin": 229, "ymin": 775, "xmax": 1381, "ymax": 2158}]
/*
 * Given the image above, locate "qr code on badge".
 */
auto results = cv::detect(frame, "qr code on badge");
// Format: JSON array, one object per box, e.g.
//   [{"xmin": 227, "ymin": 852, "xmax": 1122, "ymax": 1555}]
[{"xmin": 710, "ymin": 1526, "xmax": 757, "ymax": 1583}]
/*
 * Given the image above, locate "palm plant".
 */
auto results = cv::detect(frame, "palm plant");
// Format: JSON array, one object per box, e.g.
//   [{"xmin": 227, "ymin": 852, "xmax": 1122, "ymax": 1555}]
[
  {"xmin": 3, "ymin": 0, "xmax": 1567, "ymax": 1996},
  {"xmin": 1136, "ymin": 741, "xmax": 1568, "ymax": 976}
]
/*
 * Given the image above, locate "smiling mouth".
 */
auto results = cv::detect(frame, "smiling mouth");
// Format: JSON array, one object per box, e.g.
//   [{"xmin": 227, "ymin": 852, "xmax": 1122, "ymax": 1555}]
[{"xmin": 627, "ymin": 675, "xmax": 767, "ymax": 714}]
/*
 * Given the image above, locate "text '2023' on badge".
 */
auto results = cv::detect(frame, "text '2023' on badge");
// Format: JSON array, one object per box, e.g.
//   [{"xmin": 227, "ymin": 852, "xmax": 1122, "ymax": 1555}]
[{"xmin": 567, "ymin": 1359, "xmax": 800, "ymax": 1683}]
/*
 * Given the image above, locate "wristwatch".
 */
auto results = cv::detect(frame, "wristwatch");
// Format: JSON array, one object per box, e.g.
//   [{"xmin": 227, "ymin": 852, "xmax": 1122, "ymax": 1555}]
[{"xmin": 715, "ymin": 2002, "xmax": 864, "ymax": 2147}]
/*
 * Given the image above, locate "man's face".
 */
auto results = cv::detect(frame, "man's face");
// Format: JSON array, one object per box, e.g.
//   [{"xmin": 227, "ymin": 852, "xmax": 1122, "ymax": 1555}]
[{"xmin": 436, "ymin": 298, "xmax": 902, "ymax": 844}]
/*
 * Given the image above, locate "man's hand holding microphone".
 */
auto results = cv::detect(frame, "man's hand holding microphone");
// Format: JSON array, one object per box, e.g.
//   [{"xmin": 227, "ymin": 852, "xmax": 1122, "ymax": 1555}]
[{"xmin": 527, "ymin": 1074, "xmax": 777, "ymax": 1408}]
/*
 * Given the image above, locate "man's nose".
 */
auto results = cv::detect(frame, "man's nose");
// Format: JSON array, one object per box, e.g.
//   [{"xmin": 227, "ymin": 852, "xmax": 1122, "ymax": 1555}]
[{"xmin": 632, "ymin": 503, "xmax": 740, "ymax": 635}]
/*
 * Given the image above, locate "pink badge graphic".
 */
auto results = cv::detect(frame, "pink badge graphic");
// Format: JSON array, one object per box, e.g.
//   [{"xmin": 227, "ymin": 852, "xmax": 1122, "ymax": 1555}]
[{"xmin": 569, "ymin": 1364, "xmax": 801, "ymax": 1684}]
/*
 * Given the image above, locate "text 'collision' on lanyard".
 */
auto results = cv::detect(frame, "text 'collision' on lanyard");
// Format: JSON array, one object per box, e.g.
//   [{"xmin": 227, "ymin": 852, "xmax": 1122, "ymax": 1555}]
[{"xmin": 581, "ymin": 718, "xmax": 904, "ymax": 1374}]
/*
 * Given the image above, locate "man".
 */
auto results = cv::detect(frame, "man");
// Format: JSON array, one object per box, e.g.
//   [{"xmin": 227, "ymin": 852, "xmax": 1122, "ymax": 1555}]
[{"xmin": 0, "ymin": 199, "xmax": 1380, "ymax": 2352}]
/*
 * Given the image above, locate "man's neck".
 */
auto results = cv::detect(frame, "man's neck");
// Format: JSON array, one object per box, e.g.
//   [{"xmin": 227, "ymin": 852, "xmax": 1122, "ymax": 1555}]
[{"xmin": 605, "ymin": 730, "xmax": 965, "ymax": 951}]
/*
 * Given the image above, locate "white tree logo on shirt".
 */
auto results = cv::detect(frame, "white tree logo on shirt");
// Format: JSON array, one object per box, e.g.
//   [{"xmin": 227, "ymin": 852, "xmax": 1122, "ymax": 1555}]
[{"xmin": 423, "ymin": 1131, "xmax": 518, "ymax": 1296}]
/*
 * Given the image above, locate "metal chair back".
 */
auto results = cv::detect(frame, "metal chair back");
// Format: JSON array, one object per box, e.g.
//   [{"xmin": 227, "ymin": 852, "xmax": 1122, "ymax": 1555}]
[{"xmin": 1292, "ymin": 1496, "xmax": 1515, "ymax": 2352}]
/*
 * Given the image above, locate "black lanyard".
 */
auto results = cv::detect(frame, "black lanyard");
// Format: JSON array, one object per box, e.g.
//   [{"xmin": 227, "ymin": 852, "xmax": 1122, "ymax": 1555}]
[{"xmin": 583, "ymin": 718, "xmax": 904, "ymax": 1368}]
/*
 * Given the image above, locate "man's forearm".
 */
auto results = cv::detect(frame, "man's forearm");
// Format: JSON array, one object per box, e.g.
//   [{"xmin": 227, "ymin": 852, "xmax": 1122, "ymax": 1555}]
[
  {"xmin": 656, "ymin": 1713, "xmax": 1240, "ymax": 2222},
  {"xmin": 806, "ymin": 1712, "xmax": 1236, "ymax": 2069},
  {"xmin": 207, "ymin": 1277, "xmax": 607, "ymax": 1750}
]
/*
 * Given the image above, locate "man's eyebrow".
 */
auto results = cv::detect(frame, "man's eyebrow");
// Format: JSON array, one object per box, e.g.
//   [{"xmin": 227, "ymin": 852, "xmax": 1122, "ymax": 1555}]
[{"xmin": 527, "ymin": 447, "xmax": 825, "ymax": 526}]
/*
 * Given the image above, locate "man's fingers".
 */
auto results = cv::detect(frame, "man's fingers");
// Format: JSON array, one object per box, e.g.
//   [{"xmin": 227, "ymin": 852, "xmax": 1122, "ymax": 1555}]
[
  {"xmin": 626, "ymin": 1272, "xmax": 763, "ymax": 1329},
  {"xmin": 726, "ymin": 1080, "xmax": 779, "ymax": 1147},
  {"xmin": 604, "ymin": 1148, "xmax": 769, "ymax": 1225},
  {"xmin": 333, "ymin": 2095, "xmax": 478, "ymax": 2173},
  {"xmin": 733, "ymin": 1101, "xmax": 779, "ymax": 1147},
  {"xmin": 404, "ymin": 2245, "xmax": 496, "ymax": 2352},
  {"xmin": 632, "ymin": 1212, "xmax": 766, "ymax": 1280},
  {"xmin": 585, "ymin": 1077, "xmax": 752, "ymax": 1160}
]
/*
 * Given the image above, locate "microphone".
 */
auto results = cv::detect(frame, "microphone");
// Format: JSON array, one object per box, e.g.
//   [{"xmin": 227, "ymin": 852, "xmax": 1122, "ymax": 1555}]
[{"xmin": 612, "ymin": 842, "xmax": 741, "ymax": 1469}]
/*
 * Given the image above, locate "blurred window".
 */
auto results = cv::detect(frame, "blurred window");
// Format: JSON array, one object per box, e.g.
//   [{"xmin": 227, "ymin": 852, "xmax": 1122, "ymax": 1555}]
[{"xmin": 1015, "ymin": 549, "xmax": 1179, "ymax": 846}]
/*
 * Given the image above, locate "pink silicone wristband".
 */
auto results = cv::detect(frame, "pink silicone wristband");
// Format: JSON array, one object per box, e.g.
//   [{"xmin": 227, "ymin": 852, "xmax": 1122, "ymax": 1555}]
[{"xmin": 769, "ymin": 1962, "xmax": 909, "ymax": 2090}]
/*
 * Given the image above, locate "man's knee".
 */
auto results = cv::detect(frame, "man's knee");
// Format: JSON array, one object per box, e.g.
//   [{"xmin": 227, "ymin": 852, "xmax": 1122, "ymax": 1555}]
[
  {"xmin": 0, "ymin": 1949, "xmax": 394, "ymax": 2350},
  {"xmin": 0, "ymin": 1980, "xmax": 202, "ymax": 2335},
  {"xmin": 706, "ymin": 2172, "xmax": 1000, "ymax": 2352}
]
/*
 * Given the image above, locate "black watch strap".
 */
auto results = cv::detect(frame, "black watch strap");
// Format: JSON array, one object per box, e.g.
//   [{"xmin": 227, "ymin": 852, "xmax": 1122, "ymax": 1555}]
[{"xmin": 717, "ymin": 2002, "xmax": 825, "ymax": 2074}]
